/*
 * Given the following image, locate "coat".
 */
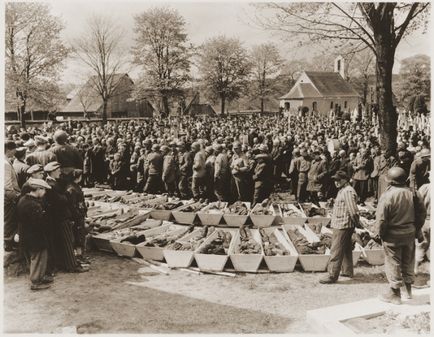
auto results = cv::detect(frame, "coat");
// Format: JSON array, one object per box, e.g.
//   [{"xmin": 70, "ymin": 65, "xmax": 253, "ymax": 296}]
[
  {"xmin": 178, "ymin": 151, "xmax": 193, "ymax": 176},
  {"xmin": 17, "ymin": 194, "xmax": 48, "ymax": 252},
  {"xmin": 146, "ymin": 152, "xmax": 163, "ymax": 176},
  {"xmin": 13, "ymin": 158, "xmax": 30, "ymax": 188},
  {"xmin": 50, "ymin": 144, "xmax": 83, "ymax": 170},
  {"xmin": 352, "ymin": 155, "xmax": 372, "ymax": 181},
  {"xmin": 307, "ymin": 159, "xmax": 327, "ymax": 192},
  {"xmin": 253, "ymin": 153, "xmax": 273, "ymax": 183},
  {"xmin": 215, "ymin": 152, "xmax": 230, "ymax": 180},
  {"xmin": 162, "ymin": 154, "xmax": 177, "ymax": 183},
  {"xmin": 193, "ymin": 151, "xmax": 207, "ymax": 178}
]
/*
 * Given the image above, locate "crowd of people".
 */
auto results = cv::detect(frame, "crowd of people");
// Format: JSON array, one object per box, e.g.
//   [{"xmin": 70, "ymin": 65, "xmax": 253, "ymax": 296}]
[{"xmin": 4, "ymin": 113, "xmax": 431, "ymax": 292}]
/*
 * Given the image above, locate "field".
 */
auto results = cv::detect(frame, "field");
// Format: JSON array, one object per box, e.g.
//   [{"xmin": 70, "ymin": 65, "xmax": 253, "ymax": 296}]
[{"xmin": 4, "ymin": 251, "xmax": 429, "ymax": 333}]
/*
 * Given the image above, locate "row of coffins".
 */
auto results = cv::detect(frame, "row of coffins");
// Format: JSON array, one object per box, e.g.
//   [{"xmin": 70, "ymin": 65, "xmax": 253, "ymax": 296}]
[{"xmin": 85, "ymin": 188, "xmax": 384, "ymax": 273}]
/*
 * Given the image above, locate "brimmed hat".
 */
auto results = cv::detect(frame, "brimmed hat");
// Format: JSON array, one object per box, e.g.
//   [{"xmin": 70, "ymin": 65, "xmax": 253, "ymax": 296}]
[
  {"xmin": 27, "ymin": 164, "xmax": 44, "ymax": 175},
  {"xmin": 44, "ymin": 161, "xmax": 61, "ymax": 172},
  {"xmin": 27, "ymin": 178, "xmax": 51, "ymax": 190},
  {"xmin": 331, "ymin": 170, "xmax": 349, "ymax": 181}
]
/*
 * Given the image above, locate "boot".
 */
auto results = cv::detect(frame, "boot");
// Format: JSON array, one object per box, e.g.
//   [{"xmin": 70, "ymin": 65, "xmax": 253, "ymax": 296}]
[
  {"xmin": 30, "ymin": 283, "xmax": 51, "ymax": 291},
  {"xmin": 403, "ymin": 283, "xmax": 412, "ymax": 299},
  {"xmin": 379, "ymin": 287, "xmax": 401, "ymax": 305}
]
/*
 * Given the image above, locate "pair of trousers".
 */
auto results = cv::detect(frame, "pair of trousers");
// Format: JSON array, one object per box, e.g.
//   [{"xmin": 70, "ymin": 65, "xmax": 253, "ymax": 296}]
[
  {"xmin": 192, "ymin": 176, "xmax": 207, "ymax": 199},
  {"xmin": 327, "ymin": 227, "xmax": 354, "ymax": 280},
  {"xmin": 353, "ymin": 179, "xmax": 368, "ymax": 203},
  {"xmin": 30, "ymin": 249, "xmax": 48, "ymax": 284},
  {"xmin": 4, "ymin": 193, "xmax": 17, "ymax": 247},
  {"xmin": 234, "ymin": 176, "xmax": 250, "ymax": 202},
  {"xmin": 383, "ymin": 239, "xmax": 415, "ymax": 289},
  {"xmin": 144, "ymin": 174, "xmax": 162, "ymax": 194},
  {"xmin": 416, "ymin": 219, "xmax": 430, "ymax": 264},
  {"xmin": 178, "ymin": 175, "xmax": 191, "ymax": 199}
]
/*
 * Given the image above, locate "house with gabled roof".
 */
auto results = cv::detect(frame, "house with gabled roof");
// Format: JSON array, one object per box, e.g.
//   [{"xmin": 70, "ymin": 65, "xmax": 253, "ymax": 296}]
[
  {"xmin": 61, "ymin": 73, "xmax": 154, "ymax": 118},
  {"xmin": 280, "ymin": 56, "xmax": 360, "ymax": 117}
]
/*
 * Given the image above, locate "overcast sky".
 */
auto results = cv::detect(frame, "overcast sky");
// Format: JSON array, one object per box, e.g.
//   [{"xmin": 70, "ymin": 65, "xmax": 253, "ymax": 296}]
[{"xmin": 48, "ymin": 1, "xmax": 431, "ymax": 85}]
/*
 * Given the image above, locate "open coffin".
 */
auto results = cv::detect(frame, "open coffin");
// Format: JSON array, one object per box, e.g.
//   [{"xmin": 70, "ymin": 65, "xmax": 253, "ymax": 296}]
[
  {"xmin": 260, "ymin": 227, "xmax": 298, "ymax": 272},
  {"xmin": 229, "ymin": 228, "xmax": 264, "ymax": 272}
]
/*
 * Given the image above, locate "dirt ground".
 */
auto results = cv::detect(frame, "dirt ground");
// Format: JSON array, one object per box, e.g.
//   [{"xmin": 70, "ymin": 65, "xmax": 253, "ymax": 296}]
[{"xmin": 3, "ymin": 251, "xmax": 430, "ymax": 334}]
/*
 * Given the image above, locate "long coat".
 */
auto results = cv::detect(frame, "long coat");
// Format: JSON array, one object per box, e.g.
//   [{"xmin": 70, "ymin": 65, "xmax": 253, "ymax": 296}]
[{"xmin": 307, "ymin": 159, "xmax": 327, "ymax": 192}]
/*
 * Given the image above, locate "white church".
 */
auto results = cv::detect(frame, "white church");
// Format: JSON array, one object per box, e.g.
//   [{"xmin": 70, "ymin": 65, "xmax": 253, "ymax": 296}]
[{"xmin": 280, "ymin": 56, "xmax": 360, "ymax": 118}]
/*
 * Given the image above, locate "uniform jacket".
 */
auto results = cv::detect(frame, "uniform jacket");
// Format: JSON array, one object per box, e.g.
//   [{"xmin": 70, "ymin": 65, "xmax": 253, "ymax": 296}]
[
  {"xmin": 410, "ymin": 157, "xmax": 430, "ymax": 190},
  {"xmin": 193, "ymin": 151, "xmax": 207, "ymax": 178},
  {"xmin": 178, "ymin": 151, "xmax": 193, "ymax": 176},
  {"xmin": 66, "ymin": 181, "xmax": 87, "ymax": 226},
  {"xmin": 162, "ymin": 153, "xmax": 177, "ymax": 183},
  {"xmin": 214, "ymin": 152, "xmax": 229, "ymax": 180},
  {"xmin": 231, "ymin": 152, "xmax": 249, "ymax": 177},
  {"xmin": 145, "ymin": 151, "xmax": 163, "ymax": 176},
  {"xmin": 17, "ymin": 194, "xmax": 48, "ymax": 252},
  {"xmin": 375, "ymin": 185, "xmax": 427, "ymax": 242},
  {"xmin": 50, "ymin": 144, "xmax": 83, "ymax": 169}
]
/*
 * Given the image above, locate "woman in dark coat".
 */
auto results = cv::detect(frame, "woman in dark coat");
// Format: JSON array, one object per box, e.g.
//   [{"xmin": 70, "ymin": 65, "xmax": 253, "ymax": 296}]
[{"xmin": 44, "ymin": 161, "xmax": 88, "ymax": 273}]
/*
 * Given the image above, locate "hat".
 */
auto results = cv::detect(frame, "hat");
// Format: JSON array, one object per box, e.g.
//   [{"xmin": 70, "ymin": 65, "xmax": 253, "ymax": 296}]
[
  {"xmin": 44, "ymin": 161, "xmax": 61, "ymax": 172},
  {"xmin": 420, "ymin": 149, "xmax": 430, "ymax": 158},
  {"xmin": 27, "ymin": 178, "xmax": 51, "ymax": 190},
  {"xmin": 160, "ymin": 145, "xmax": 169, "ymax": 153},
  {"xmin": 151, "ymin": 144, "xmax": 160, "ymax": 151},
  {"xmin": 259, "ymin": 144, "xmax": 268, "ymax": 152},
  {"xmin": 27, "ymin": 164, "xmax": 44, "ymax": 175},
  {"xmin": 205, "ymin": 146, "xmax": 214, "ymax": 154},
  {"xmin": 34, "ymin": 135, "xmax": 49, "ymax": 145},
  {"xmin": 331, "ymin": 170, "xmax": 349, "ymax": 181}
]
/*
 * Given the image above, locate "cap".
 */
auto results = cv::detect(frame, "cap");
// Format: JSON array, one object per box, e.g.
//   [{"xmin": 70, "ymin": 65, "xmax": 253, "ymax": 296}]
[
  {"xmin": 205, "ymin": 146, "xmax": 214, "ymax": 154},
  {"xmin": 44, "ymin": 161, "xmax": 61, "ymax": 172},
  {"xmin": 151, "ymin": 144, "xmax": 160, "ymax": 151},
  {"xmin": 27, "ymin": 164, "xmax": 43, "ymax": 175},
  {"xmin": 160, "ymin": 145, "xmax": 169, "ymax": 153},
  {"xmin": 331, "ymin": 170, "xmax": 349, "ymax": 181},
  {"xmin": 213, "ymin": 143, "xmax": 223, "ymax": 152},
  {"xmin": 15, "ymin": 147, "xmax": 27, "ymax": 155},
  {"xmin": 27, "ymin": 178, "xmax": 51, "ymax": 190},
  {"xmin": 24, "ymin": 139, "xmax": 36, "ymax": 147}
]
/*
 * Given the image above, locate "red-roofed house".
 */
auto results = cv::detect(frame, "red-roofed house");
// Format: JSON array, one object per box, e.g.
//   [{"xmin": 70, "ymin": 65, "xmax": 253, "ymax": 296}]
[{"xmin": 280, "ymin": 56, "xmax": 360, "ymax": 116}]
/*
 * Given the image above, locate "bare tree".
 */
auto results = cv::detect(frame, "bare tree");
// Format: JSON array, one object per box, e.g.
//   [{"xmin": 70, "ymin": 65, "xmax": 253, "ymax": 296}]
[
  {"xmin": 5, "ymin": 3, "xmax": 68, "ymax": 127},
  {"xmin": 250, "ymin": 43, "xmax": 283, "ymax": 114},
  {"xmin": 254, "ymin": 2, "xmax": 430, "ymax": 153},
  {"xmin": 132, "ymin": 7, "xmax": 192, "ymax": 118},
  {"xmin": 72, "ymin": 15, "xmax": 128, "ymax": 124}
]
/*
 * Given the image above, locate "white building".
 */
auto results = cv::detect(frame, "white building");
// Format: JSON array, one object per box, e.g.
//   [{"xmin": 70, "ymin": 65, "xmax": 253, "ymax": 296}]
[{"xmin": 280, "ymin": 56, "xmax": 360, "ymax": 118}]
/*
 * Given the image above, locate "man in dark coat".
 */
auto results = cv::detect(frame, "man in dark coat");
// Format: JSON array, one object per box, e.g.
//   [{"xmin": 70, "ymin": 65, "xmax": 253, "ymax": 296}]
[
  {"xmin": 253, "ymin": 144, "xmax": 274, "ymax": 205},
  {"xmin": 17, "ymin": 178, "xmax": 53, "ymax": 290},
  {"xmin": 144, "ymin": 144, "xmax": 163, "ymax": 194},
  {"xmin": 177, "ymin": 142, "xmax": 193, "ymax": 199},
  {"xmin": 13, "ymin": 147, "xmax": 29, "ymax": 189}
]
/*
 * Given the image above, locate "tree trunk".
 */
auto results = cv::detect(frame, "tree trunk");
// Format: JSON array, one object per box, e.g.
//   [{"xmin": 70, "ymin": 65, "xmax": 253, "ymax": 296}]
[
  {"xmin": 220, "ymin": 94, "xmax": 226, "ymax": 116},
  {"xmin": 19, "ymin": 100, "xmax": 26, "ymax": 129},
  {"xmin": 260, "ymin": 97, "xmax": 264, "ymax": 114},
  {"xmin": 374, "ymin": 23, "xmax": 397, "ymax": 154},
  {"xmin": 102, "ymin": 99, "xmax": 108, "ymax": 125},
  {"xmin": 162, "ymin": 95, "xmax": 170, "ymax": 118}
]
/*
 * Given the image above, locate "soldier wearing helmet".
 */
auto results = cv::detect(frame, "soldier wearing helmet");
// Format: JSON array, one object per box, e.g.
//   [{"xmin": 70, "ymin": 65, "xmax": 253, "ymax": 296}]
[{"xmin": 374, "ymin": 167, "xmax": 427, "ymax": 304}]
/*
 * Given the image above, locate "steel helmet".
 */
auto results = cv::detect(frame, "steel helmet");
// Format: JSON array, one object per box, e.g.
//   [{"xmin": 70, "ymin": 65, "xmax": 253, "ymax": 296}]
[{"xmin": 386, "ymin": 167, "xmax": 407, "ymax": 185}]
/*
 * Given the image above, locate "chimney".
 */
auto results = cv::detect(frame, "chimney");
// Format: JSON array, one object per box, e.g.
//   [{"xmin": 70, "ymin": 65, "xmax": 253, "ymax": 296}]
[{"xmin": 334, "ymin": 55, "xmax": 345, "ymax": 79}]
